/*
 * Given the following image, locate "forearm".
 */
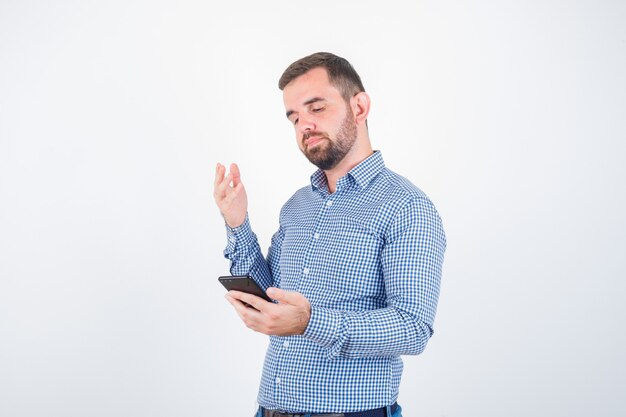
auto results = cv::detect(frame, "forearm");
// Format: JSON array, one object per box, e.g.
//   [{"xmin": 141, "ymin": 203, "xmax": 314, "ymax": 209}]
[
  {"xmin": 303, "ymin": 305, "xmax": 434, "ymax": 359},
  {"xmin": 223, "ymin": 215, "xmax": 274, "ymax": 290}
]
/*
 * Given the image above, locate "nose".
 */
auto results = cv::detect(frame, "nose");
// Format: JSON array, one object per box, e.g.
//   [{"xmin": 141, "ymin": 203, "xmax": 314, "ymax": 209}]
[{"xmin": 298, "ymin": 113, "xmax": 316, "ymax": 134}]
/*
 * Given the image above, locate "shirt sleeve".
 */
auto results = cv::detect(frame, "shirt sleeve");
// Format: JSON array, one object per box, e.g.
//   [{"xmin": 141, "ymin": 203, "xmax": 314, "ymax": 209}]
[
  {"xmin": 302, "ymin": 196, "xmax": 446, "ymax": 359},
  {"xmin": 223, "ymin": 215, "xmax": 284, "ymax": 291}
]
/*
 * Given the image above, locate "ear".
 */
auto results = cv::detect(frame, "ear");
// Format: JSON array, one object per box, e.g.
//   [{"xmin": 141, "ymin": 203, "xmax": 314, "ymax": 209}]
[{"xmin": 350, "ymin": 92, "xmax": 371, "ymax": 126}]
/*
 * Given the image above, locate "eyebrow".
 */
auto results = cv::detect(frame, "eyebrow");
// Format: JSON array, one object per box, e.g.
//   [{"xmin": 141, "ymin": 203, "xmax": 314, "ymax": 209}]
[{"xmin": 285, "ymin": 97, "xmax": 326, "ymax": 119}]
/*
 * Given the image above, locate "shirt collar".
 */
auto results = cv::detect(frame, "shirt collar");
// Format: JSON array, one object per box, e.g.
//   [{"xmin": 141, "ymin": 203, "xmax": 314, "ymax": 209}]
[{"xmin": 310, "ymin": 151, "xmax": 385, "ymax": 193}]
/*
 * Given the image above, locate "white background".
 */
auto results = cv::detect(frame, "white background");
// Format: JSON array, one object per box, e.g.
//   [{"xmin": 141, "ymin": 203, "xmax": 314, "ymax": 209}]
[{"xmin": 1, "ymin": 1, "xmax": 625, "ymax": 416}]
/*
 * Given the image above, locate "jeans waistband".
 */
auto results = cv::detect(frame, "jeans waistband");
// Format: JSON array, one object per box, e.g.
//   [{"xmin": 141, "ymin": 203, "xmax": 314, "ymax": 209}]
[{"xmin": 261, "ymin": 402, "xmax": 397, "ymax": 417}]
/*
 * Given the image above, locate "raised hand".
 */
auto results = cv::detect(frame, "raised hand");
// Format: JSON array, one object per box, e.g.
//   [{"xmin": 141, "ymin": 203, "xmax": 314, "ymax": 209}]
[{"xmin": 213, "ymin": 163, "xmax": 248, "ymax": 228}]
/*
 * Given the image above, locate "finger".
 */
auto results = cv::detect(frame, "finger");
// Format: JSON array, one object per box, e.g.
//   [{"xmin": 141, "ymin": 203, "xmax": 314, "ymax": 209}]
[
  {"xmin": 214, "ymin": 172, "xmax": 234, "ymax": 200},
  {"xmin": 225, "ymin": 294, "xmax": 260, "ymax": 331},
  {"xmin": 229, "ymin": 290, "xmax": 270, "ymax": 312},
  {"xmin": 230, "ymin": 163, "xmax": 242, "ymax": 187},
  {"xmin": 214, "ymin": 166, "xmax": 232, "ymax": 200},
  {"xmin": 213, "ymin": 163, "xmax": 225, "ymax": 189},
  {"xmin": 225, "ymin": 293, "xmax": 242, "ymax": 312},
  {"xmin": 266, "ymin": 287, "xmax": 301, "ymax": 305},
  {"xmin": 224, "ymin": 184, "xmax": 246, "ymax": 209},
  {"xmin": 226, "ymin": 293, "xmax": 252, "ymax": 315}
]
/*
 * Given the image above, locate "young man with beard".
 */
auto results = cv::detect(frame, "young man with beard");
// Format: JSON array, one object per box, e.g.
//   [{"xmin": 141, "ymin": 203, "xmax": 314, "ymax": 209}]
[{"xmin": 213, "ymin": 52, "xmax": 446, "ymax": 417}]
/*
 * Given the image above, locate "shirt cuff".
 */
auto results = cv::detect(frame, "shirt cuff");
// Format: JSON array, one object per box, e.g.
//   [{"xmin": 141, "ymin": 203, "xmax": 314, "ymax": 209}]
[
  {"xmin": 224, "ymin": 215, "xmax": 253, "ymax": 257},
  {"xmin": 302, "ymin": 306, "xmax": 342, "ymax": 352}
]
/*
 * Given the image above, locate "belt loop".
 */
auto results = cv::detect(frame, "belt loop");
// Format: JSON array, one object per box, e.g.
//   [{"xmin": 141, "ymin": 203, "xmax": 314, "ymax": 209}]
[{"xmin": 385, "ymin": 405, "xmax": 391, "ymax": 417}]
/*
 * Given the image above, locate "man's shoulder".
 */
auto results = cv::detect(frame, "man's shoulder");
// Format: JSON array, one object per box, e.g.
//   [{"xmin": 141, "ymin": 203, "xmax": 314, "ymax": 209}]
[{"xmin": 373, "ymin": 167, "xmax": 430, "ymax": 203}]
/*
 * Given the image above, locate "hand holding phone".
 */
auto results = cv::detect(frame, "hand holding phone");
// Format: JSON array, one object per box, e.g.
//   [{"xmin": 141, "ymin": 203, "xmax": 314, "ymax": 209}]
[{"xmin": 220, "ymin": 276, "xmax": 311, "ymax": 336}]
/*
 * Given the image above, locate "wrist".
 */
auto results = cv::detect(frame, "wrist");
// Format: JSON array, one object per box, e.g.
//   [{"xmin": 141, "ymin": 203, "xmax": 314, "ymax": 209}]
[{"xmin": 224, "ymin": 213, "xmax": 247, "ymax": 229}]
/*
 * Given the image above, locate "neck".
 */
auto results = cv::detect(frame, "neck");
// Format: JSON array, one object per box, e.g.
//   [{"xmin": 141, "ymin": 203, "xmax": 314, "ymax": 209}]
[{"xmin": 324, "ymin": 139, "xmax": 373, "ymax": 194}]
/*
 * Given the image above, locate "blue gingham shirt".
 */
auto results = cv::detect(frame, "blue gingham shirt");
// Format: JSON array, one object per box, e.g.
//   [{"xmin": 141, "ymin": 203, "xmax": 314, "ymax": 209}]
[{"xmin": 224, "ymin": 151, "xmax": 446, "ymax": 413}]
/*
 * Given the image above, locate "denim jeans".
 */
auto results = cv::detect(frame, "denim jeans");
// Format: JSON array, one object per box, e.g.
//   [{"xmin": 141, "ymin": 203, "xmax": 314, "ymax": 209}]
[{"xmin": 254, "ymin": 404, "xmax": 403, "ymax": 417}]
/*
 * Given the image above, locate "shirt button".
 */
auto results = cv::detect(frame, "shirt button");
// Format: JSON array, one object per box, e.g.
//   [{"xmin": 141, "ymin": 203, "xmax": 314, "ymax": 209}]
[
  {"xmin": 275, "ymin": 377, "xmax": 281, "ymax": 384},
  {"xmin": 283, "ymin": 341, "xmax": 289, "ymax": 348},
  {"xmin": 326, "ymin": 200, "xmax": 333, "ymax": 207},
  {"xmin": 313, "ymin": 233, "xmax": 320, "ymax": 240},
  {"xmin": 303, "ymin": 268, "xmax": 310, "ymax": 275}
]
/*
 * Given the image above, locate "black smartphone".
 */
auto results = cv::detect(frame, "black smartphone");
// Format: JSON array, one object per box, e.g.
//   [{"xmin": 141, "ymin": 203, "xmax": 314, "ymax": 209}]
[{"xmin": 218, "ymin": 275, "xmax": 272, "ymax": 302}]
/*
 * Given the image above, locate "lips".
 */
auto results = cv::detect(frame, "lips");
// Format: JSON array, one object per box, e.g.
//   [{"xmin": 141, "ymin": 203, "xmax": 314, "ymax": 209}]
[
  {"xmin": 303, "ymin": 132, "xmax": 327, "ymax": 149},
  {"xmin": 305, "ymin": 136, "xmax": 324, "ymax": 148}
]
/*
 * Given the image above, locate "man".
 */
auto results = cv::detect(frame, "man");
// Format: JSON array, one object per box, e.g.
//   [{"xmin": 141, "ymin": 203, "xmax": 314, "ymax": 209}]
[{"xmin": 213, "ymin": 52, "xmax": 446, "ymax": 417}]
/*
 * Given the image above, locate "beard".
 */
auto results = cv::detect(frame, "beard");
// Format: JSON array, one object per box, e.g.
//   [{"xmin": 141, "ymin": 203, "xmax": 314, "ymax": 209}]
[{"xmin": 302, "ymin": 108, "xmax": 358, "ymax": 171}]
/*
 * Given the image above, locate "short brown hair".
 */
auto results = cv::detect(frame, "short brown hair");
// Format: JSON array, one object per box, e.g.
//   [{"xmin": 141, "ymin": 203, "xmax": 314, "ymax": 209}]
[{"xmin": 278, "ymin": 52, "xmax": 365, "ymax": 102}]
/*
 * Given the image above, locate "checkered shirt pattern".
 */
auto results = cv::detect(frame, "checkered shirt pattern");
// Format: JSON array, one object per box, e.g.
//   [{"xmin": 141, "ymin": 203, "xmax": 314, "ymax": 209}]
[{"xmin": 224, "ymin": 151, "xmax": 446, "ymax": 413}]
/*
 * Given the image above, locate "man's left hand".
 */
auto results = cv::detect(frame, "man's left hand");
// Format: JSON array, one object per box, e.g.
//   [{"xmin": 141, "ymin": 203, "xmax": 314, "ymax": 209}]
[{"xmin": 225, "ymin": 287, "xmax": 311, "ymax": 336}]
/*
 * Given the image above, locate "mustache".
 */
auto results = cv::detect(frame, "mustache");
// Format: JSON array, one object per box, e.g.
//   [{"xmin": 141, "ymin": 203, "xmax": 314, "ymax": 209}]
[{"xmin": 302, "ymin": 131, "xmax": 328, "ymax": 141}]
